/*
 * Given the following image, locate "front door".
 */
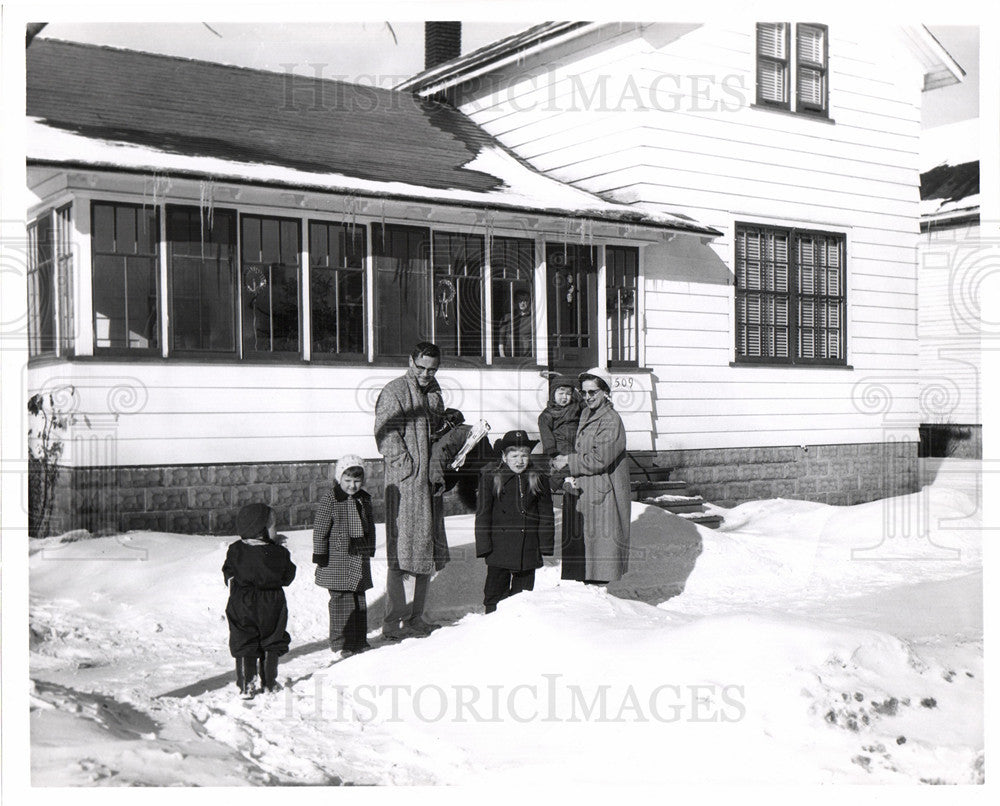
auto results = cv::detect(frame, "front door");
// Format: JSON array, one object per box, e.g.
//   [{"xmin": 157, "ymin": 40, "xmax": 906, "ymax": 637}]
[{"xmin": 545, "ymin": 243, "xmax": 598, "ymax": 375}]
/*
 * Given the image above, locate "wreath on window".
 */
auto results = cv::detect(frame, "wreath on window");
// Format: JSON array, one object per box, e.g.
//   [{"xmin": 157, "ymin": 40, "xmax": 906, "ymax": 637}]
[
  {"xmin": 244, "ymin": 264, "xmax": 269, "ymax": 297},
  {"xmin": 436, "ymin": 278, "xmax": 456, "ymax": 321}
]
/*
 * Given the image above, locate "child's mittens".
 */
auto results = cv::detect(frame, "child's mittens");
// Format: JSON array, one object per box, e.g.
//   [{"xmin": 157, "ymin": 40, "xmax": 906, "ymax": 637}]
[{"xmin": 313, "ymin": 553, "xmax": 328, "ymax": 567}]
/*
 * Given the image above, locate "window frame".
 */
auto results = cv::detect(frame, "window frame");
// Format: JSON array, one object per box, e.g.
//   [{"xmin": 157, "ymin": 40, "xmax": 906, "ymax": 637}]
[
  {"xmin": 239, "ymin": 213, "xmax": 303, "ymax": 360},
  {"xmin": 308, "ymin": 219, "xmax": 368, "ymax": 360},
  {"xmin": 734, "ymin": 222, "xmax": 847, "ymax": 367},
  {"xmin": 755, "ymin": 22, "xmax": 829, "ymax": 119},
  {"xmin": 166, "ymin": 204, "xmax": 240, "ymax": 357},
  {"xmin": 27, "ymin": 211, "xmax": 57, "ymax": 358},
  {"xmin": 490, "ymin": 235, "xmax": 537, "ymax": 364},
  {"xmin": 606, "ymin": 244, "xmax": 640, "ymax": 369},
  {"xmin": 90, "ymin": 201, "xmax": 161, "ymax": 356}
]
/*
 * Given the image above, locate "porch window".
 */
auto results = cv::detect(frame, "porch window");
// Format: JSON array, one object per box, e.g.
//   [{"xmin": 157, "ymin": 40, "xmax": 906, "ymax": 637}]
[
  {"xmin": 756, "ymin": 23, "xmax": 828, "ymax": 116},
  {"xmin": 373, "ymin": 223, "xmax": 432, "ymax": 357},
  {"xmin": 55, "ymin": 205, "xmax": 74, "ymax": 356},
  {"xmin": 240, "ymin": 215, "xmax": 301, "ymax": 355},
  {"xmin": 27, "ymin": 213, "xmax": 55, "ymax": 357},
  {"xmin": 433, "ymin": 231, "xmax": 484, "ymax": 358},
  {"xmin": 735, "ymin": 223, "xmax": 845, "ymax": 365},
  {"xmin": 310, "ymin": 221, "xmax": 366, "ymax": 356},
  {"xmin": 607, "ymin": 245, "xmax": 639, "ymax": 366},
  {"xmin": 492, "ymin": 236, "xmax": 535, "ymax": 359},
  {"xmin": 91, "ymin": 202, "xmax": 159, "ymax": 352},
  {"xmin": 167, "ymin": 205, "xmax": 238, "ymax": 353}
]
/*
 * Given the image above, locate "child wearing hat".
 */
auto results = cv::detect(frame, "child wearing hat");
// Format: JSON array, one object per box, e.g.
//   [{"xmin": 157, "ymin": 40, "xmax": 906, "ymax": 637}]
[
  {"xmin": 312, "ymin": 455, "xmax": 377, "ymax": 658},
  {"xmin": 222, "ymin": 503, "xmax": 296, "ymax": 698},
  {"xmin": 475, "ymin": 430, "xmax": 554, "ymax": 613},
  {"xmin": 537, "ymin": 373, "xmax": 583, "ymax": 494}
]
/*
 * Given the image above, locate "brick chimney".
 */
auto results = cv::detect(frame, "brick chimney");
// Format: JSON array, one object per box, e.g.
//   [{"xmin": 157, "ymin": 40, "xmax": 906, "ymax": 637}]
[{"xmin": 425, "ymin": 22, "xmax": 462, "ymax": 70}]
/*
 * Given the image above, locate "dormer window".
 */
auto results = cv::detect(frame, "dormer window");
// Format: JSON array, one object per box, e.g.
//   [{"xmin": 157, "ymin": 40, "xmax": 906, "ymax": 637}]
[{"xmin": 756, "ymin": 23, "xmax": 829, "ymax": 116}]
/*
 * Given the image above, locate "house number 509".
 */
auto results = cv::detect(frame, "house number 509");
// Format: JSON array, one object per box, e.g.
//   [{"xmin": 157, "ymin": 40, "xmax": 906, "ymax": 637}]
[{"xmin": 612, "ymin": 377, "xmax": 634, "ymax": 389}]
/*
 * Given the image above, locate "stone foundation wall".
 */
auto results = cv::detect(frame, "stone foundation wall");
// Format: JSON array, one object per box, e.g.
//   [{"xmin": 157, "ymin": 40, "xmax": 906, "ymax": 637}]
[
  {"xmin": 48, "ymin": 459, "xmax": 386, "ymax": 536},
  {"xmin": 633, "ymin": 441, "xmax": 919, "ymax": 509},
  {"xmin": 42, "ymin": 440, "xmax": 919, "ymax": 537}
]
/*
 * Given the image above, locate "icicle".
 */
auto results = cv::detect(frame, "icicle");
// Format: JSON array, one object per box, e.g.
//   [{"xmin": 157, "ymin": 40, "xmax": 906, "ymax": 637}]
[{"xmin": 380, "ymin": 199, "xmax": 387, "ymax": 251}]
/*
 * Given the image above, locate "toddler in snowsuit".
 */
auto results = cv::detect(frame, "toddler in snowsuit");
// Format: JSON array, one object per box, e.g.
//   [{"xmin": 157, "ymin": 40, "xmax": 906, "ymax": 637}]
[
  {"xmin": 538, "ymin": 373, "xmax": 583, "ymax": 494},
  {"xmin": 475, "ymin": 430, "xmax": 554, "ymax": 613},
  {"xmin": 312, "ymin": 455, "xmax": 377, "ymax": 659},
  {"xmin": 223, "ymin": 503, "xmax": 296, "ymax": 698}
]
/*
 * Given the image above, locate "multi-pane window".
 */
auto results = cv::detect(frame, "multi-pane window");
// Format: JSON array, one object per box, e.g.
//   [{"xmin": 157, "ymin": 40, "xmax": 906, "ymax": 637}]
[
  {"xmin": 735, "ymin": 224, "xmax": 845, "ymax": 364},
  {"xmin": 310, "ymin": 221, "xmax": 366, "ymax": 356},
  {"xmin": 91, "ymin": 202, "xmax": 159, "ymax": 351},
  {"xmin": 241, "ymin": 215, "xmax": 301, "ymax": 355},
  {"xmin": 27, "ymin": 213, "xmax": 55, "ymax": 357},
  {"xmin": 756, "ymin": 23, "xmax": 828, "ymax": 115},
  {"xmin": 433, "ymin": 232, "xmax": 484, "ymax": 358},
  {"xmin": 167, "ymin": 206, "xmax": 238, "ymax": 353},
  {"xmin": 373, "ymin": 223, "xmax": 431, "ymax": 357},
  {"xmin": 547, "ymin": 243, "xmax": 596, "ymax": 354},
  {"xmin": 492, "ymin": 236, "xmax": 535, "ymax": 359},
  {"xmin": 606, "ymin": 245, "xmax": 639, "ymax": 366},
  {"xmin": 55, "ymin": 205, "xmax": 74, "ymax": 356}
]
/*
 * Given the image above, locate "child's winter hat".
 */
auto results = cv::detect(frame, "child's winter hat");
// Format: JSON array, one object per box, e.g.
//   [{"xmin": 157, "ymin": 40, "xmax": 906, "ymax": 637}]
[
  {"xmin": 548, "ymin": 372, "xmax": 577, "ymax": 395},
  {"xmin": 236, "ymin": 503, "xmax": 273, "ymax": 539},
  {"xmin": 334, "ymin": 454, "xmax": 365, "ymax": 484},
  {"xmin": 497, "ymin": 429, "xmax": 540, "ymax": 452}
]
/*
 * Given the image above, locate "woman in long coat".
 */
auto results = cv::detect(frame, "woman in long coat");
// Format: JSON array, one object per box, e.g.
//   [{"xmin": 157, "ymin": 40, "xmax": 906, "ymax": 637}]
[{"xmin": 553, "ymin": 368, "xmax": 631, "ymax": 583}]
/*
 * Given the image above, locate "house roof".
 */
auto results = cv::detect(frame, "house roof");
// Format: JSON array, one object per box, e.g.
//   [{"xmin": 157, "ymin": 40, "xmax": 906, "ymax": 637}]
[
  {"xmin": 400, "ymin": 22, "xmax": 965, "ymax": 96},
  {"xmin": 27, "ymin": 38, "xmax": 718, "ymax": 236}
]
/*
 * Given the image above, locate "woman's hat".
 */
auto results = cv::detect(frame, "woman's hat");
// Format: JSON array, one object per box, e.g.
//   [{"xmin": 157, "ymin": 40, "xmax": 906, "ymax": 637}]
[
  {"xmin": 496, "ymin": 429, "xmax": 540, "ymax": 452},
  {"xmin": 579, "ymin": 366, "xmax": 613, "ymax": 393},
  {"xmin": 236, "ymin": 503, "xmax": 273, "ymax": 539},
  {"xmin": 334, "ymin": 454, "xmax": 365, "ymax": 484}
]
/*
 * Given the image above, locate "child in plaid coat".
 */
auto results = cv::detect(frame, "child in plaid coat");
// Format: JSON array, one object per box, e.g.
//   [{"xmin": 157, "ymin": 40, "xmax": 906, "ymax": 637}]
[{"xmin": 312, "ymin": 455, "xmax": 377, "ymax": 658}]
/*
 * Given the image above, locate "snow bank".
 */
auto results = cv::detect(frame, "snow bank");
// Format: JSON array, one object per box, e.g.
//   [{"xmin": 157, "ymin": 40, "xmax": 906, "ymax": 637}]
[{"xmin": 27, "ymin": 460, "xmax": 983, "ymax": 785}]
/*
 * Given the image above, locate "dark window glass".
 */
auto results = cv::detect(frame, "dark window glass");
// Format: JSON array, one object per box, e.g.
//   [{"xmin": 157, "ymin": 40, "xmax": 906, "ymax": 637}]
[
  {"xmin": 241, "ymin": 215, "xmax": 301, "ymax": 355},
  {"xmin": 735, "ymin": 224, "xmax": 845, "ymax": 364},
  {"xmin": 433, "ymin": 232, "xmax": 483, "ymax": 357},
  {"xmin": 55, "ymin": 205, "xmax": 74, "ymax": 356},
  {"xmin": 546, "ymin": 243, "xmax": 595, "ymax": 351},
  {"xmin": 91, "ymin": 202, "xmax": 159, "ymax": 351},
  {"xmin": 491, "ymin": 236, "xmax": 535, "ymax": 359},
  {"xmin": 309, "ymin": 221, "xmax": 366, "ymax": 355},
  {"xmin": 373, "ymin": 223, "xmax": 431, "ymax": 357},
  {"xmin": 168, "ymin": 206, "xmax": 238, "ymax": 352},
  {"xmin": 27, "ymin": 213, "xmax": 56, "ymax": 357},
  {"xmin": 606, "ymin": 245, "xmax": 639, "ymax": 366}
]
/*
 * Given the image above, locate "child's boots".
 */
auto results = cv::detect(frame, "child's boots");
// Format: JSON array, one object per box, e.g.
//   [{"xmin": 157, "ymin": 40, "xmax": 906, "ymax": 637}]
[
  {"xmin": 261, "ymin": 651, "xmax": 281, "ymax": 692},
  {"xmin": 235, "ymin": 656, "xmax": 259, "ymax": 699}
]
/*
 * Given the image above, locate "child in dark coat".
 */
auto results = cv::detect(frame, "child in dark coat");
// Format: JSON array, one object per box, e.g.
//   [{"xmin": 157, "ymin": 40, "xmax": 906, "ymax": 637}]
[
  {"xmin": 537, "ymin": 374, "xmax": 582, "ymax": 494},
  {"xmin": 312, "ymin": 455, "xmax": 377, "ymax": 659},
  {"xmin": 475, "ymin": 430, "xmax": 554, "ymax": 613},
  {"xmin": 222, "ymin": 503, "xmax": 296, "ymax": 698}
]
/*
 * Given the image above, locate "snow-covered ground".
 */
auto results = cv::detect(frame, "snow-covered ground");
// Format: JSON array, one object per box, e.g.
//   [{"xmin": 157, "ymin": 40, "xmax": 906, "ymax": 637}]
[{"xmin": 26, "ymin": 459, "xmax": 984, "ymax": 786}]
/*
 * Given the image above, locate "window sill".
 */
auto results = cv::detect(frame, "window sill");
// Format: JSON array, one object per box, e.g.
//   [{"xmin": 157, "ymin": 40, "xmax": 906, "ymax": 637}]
[
  {"xmin": 729, "ymin": 361, "xmax": 853, "ymax": 370},
  {"xmin": 750, "ymin": 103, "xmax": 835, "ymax": 125}
]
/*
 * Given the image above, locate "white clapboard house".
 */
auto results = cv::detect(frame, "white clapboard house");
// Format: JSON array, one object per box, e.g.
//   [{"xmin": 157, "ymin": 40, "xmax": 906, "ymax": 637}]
[
  {"xmin": 25, "ymin": 23, "xmax": 963, "ymax": 534},
  {"xmin": 917, "ymin": 118, "xmax": 981, "ymax": 458}
]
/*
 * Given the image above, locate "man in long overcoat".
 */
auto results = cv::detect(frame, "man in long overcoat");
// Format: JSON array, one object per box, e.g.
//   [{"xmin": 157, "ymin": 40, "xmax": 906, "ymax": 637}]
[{"xmin": 374, "ymin": 341, "xmax": 448, "ymax": 639}]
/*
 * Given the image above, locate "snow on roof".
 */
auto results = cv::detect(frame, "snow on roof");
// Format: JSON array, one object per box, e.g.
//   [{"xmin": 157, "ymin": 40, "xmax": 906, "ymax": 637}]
[
  {"xmin": 27, "ymin": 38, "xmax": 717, "ymax": 236},
  {"xmin": 920, "ymin": 119, "xmax": 979, "ymax": 221}
]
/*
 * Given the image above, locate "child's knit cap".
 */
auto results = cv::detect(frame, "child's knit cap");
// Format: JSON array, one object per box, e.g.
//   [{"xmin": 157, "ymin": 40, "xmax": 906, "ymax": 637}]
[{"xmin": 236, "ymin": 503, "xmax": 273, "ymax": 539}]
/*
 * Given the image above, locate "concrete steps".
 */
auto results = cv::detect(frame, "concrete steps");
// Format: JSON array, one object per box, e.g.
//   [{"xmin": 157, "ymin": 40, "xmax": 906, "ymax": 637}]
[{"xmin": 627, "ymin": 457, "xmax": 723, "ymax": 528}]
